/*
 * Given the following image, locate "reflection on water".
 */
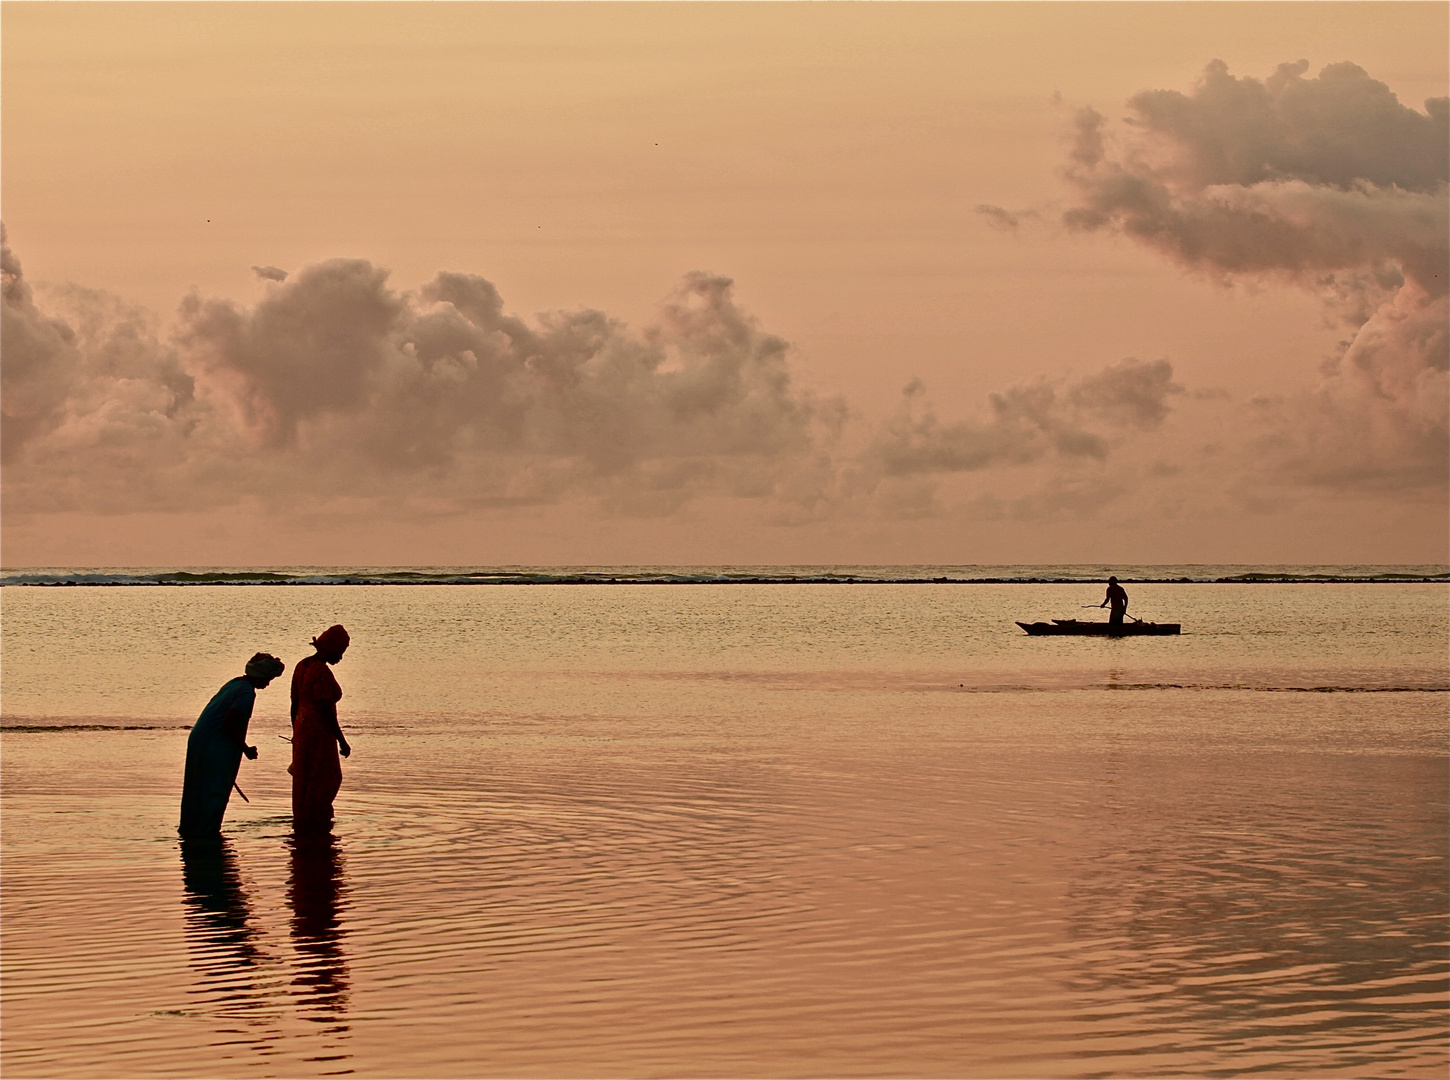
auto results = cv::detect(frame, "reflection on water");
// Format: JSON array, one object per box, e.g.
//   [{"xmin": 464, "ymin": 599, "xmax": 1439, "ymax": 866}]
[
  {"xmin": 288, "ymin": 831, "xmax": 352, "ymax": 1064},
  {"xmin": 179, "ymin": 835, "xmax": 271, "ymax": 1014},
  {"xmin": 180, "ymin": 837, "xmax": 262, "ymax": 970},
  {"xmin": 178, "ymin": 835, "xmax": 286, "ymax": 1066},
  {"xmin": 174, "ymin": 832, "xmax": 351, "ymax": 1073}
]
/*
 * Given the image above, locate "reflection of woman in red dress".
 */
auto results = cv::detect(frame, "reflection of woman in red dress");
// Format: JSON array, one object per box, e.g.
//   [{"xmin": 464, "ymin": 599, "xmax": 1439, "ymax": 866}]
[{"xmin": 290, "ymin": 625, "xmax": 352, "ymax": 831}]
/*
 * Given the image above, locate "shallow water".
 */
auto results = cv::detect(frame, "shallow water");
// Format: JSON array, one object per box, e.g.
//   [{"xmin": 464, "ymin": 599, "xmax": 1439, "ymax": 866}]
[{"xmin": 3, "ymin": 582, "xmax": 1447, "ymax": 1077}]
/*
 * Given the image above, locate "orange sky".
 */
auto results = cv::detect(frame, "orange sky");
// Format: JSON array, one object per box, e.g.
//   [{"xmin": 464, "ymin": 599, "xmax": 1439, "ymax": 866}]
[{"xmin": 3, "ymin": 2, "xmax": 1447, "ymax": 566}]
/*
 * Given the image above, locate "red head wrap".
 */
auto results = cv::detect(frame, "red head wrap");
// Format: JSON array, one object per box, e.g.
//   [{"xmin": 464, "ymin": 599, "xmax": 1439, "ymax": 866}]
[{"xmin": 312, "ymin": 624, "xmax": 350, "ymax": 657}]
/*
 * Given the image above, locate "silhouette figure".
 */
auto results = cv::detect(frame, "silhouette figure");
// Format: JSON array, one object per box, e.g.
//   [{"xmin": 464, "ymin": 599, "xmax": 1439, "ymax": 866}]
[
  {"xmin": 179, "ymin": 653, "xmax": 285, "ymax": 836},
  {"xmin": 1100, "ymin": 576, "xmax": 1129, "ymax": 629},
  {"xmin": 290, "ymin": 626, "xmax": 352, "ymax": 832},
  {"xmin": 288, "ymin": 829, "xmax": 351, "ymax": 1034}
]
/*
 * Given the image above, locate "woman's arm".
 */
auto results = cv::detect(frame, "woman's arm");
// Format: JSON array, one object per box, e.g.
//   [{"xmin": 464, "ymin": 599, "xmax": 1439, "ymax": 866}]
[
  {"xmin": 332, "ymin": 713, "xmax": 351, "ymax": 758},
  {"xmin": 221, "ymin": 706, "xmax": 258, "ymax": 759}
]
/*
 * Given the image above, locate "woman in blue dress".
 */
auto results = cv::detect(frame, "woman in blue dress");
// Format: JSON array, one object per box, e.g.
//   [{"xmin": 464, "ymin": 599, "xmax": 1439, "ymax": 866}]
[{"xmin": 179, "ymin": 653, "xmax": 286, "ymax": 836}]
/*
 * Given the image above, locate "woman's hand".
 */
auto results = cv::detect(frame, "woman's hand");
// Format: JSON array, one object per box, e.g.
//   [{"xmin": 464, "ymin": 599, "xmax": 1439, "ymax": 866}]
[
  {"xmin": 339, "ymin": 739, "xmax": 352, "ymax": 758},
  {"xmin": 244, "ymin": 745, "xmax": 259, "ymax": 760}
]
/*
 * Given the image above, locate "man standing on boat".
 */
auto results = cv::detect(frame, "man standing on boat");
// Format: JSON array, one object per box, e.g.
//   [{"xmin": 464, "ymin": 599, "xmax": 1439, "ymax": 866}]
[{"xmin": 1100, "ymin": 576, "xmax": 1128, "ymax": 628}]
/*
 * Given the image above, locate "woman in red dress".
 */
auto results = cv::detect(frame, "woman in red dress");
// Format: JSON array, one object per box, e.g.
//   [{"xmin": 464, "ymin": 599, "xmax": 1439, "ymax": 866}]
[{"xmin": 290, "ymin": 625, "xmax": 352, "ymax": 831}]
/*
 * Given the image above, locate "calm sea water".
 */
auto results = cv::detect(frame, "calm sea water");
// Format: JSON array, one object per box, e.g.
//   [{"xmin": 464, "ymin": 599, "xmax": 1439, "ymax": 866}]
[{"xmin": 2, "ymin": 578, "xmax": 1447, "ymax": 1078}]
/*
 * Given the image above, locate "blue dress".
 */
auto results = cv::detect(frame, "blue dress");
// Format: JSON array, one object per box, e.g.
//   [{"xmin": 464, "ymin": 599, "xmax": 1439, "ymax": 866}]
[{"xmin": 179, "ymin": 677, "xmax": 256, "ymax": 836}]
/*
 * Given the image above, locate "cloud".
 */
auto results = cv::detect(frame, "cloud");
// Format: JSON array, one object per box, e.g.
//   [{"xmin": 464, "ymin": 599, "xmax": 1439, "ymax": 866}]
[
  {"xmin": 871, "ymin": 358, "xmax": 1181, "ymax": 477},
  {"xmin": 180, "ymin": 259, "xmax": 408, "ymax": 447},
  {"xmin": 3, "ymin": 249, "xmax": 849, "ymax": 519},
  {"xmin": 12, "ymin": 223, "xmax": 1384, "ymax": 540},
  {"xmin": 1, "ymin": 233, "xmax": 1196, "ymax": 533},
  {"xmin": 2, "ymin": 229, "xmax": 212, "ymax": 511},
  {"xmin": 1060, "ymin": 59, "xmax": 1449, "ymax": 495},
  {"xmin": 251, "ymin": 265, "xmax": 288, "ymax": 282},
  {"xmin": 179, "ymin": 261, "xmax": 830, "ymax": 475},
  {"xmin": 1120, "ymin": 60, "xmax": 1446, "ymax": 195},
  {"xmin": 1068, "ymin": 358, "xmax": 1183, "ymax": 429},
  {"xmin": 1265, "ymin": 279, "xmax": 1448, "ymax": 493},
  {"xmin": 975, "ymin": 204, "xmax": 1030, "ymax": 232},
  {"xmin": 1, "ymin": 227, "xmax": 82, "ymax": 462}
]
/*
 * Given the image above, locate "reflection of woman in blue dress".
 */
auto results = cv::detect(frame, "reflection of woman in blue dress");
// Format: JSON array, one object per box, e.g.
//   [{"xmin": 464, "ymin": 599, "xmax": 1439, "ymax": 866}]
[
  {"xmin": 180, "ymin": 835, "xmax": 262, "ymax": 967},
  {"xmin": 179, "ymin": 653, "xmax": 285, "ymax": 836}
]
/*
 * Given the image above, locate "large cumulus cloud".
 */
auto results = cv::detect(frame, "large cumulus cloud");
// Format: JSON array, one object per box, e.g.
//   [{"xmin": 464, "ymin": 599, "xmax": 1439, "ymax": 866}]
[
  {"xmin": 3, "ymin": 238, "xmax": 849, "ymax": 519},
  {"xmin": 1056, "ymin": 59, "xmax": 1448, "ymax": 494}
]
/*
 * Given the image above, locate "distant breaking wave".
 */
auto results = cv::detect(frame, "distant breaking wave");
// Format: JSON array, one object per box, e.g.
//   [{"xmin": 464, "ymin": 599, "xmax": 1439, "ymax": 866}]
[{"xmin": 2, "ymin": 564, "xmax": 1447, "ymax": 587}]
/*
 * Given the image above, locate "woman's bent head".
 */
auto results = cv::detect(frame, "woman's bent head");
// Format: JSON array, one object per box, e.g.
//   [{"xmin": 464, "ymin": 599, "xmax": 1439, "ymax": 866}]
[
  {"xmin": 311, "ymin": 624, "xmax": 350, "ymax": 664},
  {"xmin": 245, "ymin": 652, "xmax": 285, "ymax": 688}
]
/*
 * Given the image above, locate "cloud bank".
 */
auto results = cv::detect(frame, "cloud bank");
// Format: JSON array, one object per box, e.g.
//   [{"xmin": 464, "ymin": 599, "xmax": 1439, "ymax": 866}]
[
  {"xmin": 3, "ymin": 238, "xmax": 856, "ymax": 520},
  {"xmin": 2, "ymin": 228, "xmax": 1184, "ymax": 531},
  {"xmin": 1057, "ymin": 59, "xmax": 1448, "ymax": 495}
]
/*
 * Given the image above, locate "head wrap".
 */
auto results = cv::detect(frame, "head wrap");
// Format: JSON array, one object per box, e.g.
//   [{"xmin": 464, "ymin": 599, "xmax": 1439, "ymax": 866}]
[
  {"xmin": 245, "ymin": 652, "xmax": 286, "ymax": 680},
  {"xmin": 312, "ymin": 624, "xmax": 350, "ymax": 657}
]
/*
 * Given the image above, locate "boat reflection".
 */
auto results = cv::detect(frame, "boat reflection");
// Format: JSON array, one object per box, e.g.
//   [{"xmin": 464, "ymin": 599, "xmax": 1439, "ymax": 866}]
[{"xmin": 287, "ymin": 829, "xmax": 352, "ymax": 1060}]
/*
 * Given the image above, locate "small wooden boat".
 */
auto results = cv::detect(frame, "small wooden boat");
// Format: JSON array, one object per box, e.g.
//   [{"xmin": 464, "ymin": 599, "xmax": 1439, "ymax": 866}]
[{"xmin": 1016, "ymin": 618, "xmax": 1181, "ymax": 636}]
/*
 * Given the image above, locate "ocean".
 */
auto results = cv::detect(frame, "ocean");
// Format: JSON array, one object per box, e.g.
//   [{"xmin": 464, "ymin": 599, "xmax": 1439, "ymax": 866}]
[{"xmin": 2, "ymin": 568, "xmax": 1447, "ymax": 1078}]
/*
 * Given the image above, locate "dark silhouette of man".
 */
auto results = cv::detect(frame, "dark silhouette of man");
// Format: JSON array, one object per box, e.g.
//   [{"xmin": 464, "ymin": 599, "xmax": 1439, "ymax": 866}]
[{"xmin": 1100, "ymin": 576, "xmax": 1128, "ymax": 628}]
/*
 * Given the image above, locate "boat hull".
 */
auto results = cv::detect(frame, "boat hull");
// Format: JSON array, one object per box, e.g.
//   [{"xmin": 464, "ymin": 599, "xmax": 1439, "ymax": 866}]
[{"xmin": 1016, "ymin": 619, "xmax": 1181, "ymax": 636}]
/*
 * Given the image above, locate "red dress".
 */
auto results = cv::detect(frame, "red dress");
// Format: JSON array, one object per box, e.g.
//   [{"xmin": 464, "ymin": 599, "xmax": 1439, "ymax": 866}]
[{"xmin": 290, "ymin": 654, "xmax": 343, "ymax": 829}]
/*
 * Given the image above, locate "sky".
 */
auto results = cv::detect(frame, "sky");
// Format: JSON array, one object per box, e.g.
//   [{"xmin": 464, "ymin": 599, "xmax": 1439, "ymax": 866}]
[{"xmin": 3, "ymin": 1, "xmax": 1446, "ymax": 567}]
